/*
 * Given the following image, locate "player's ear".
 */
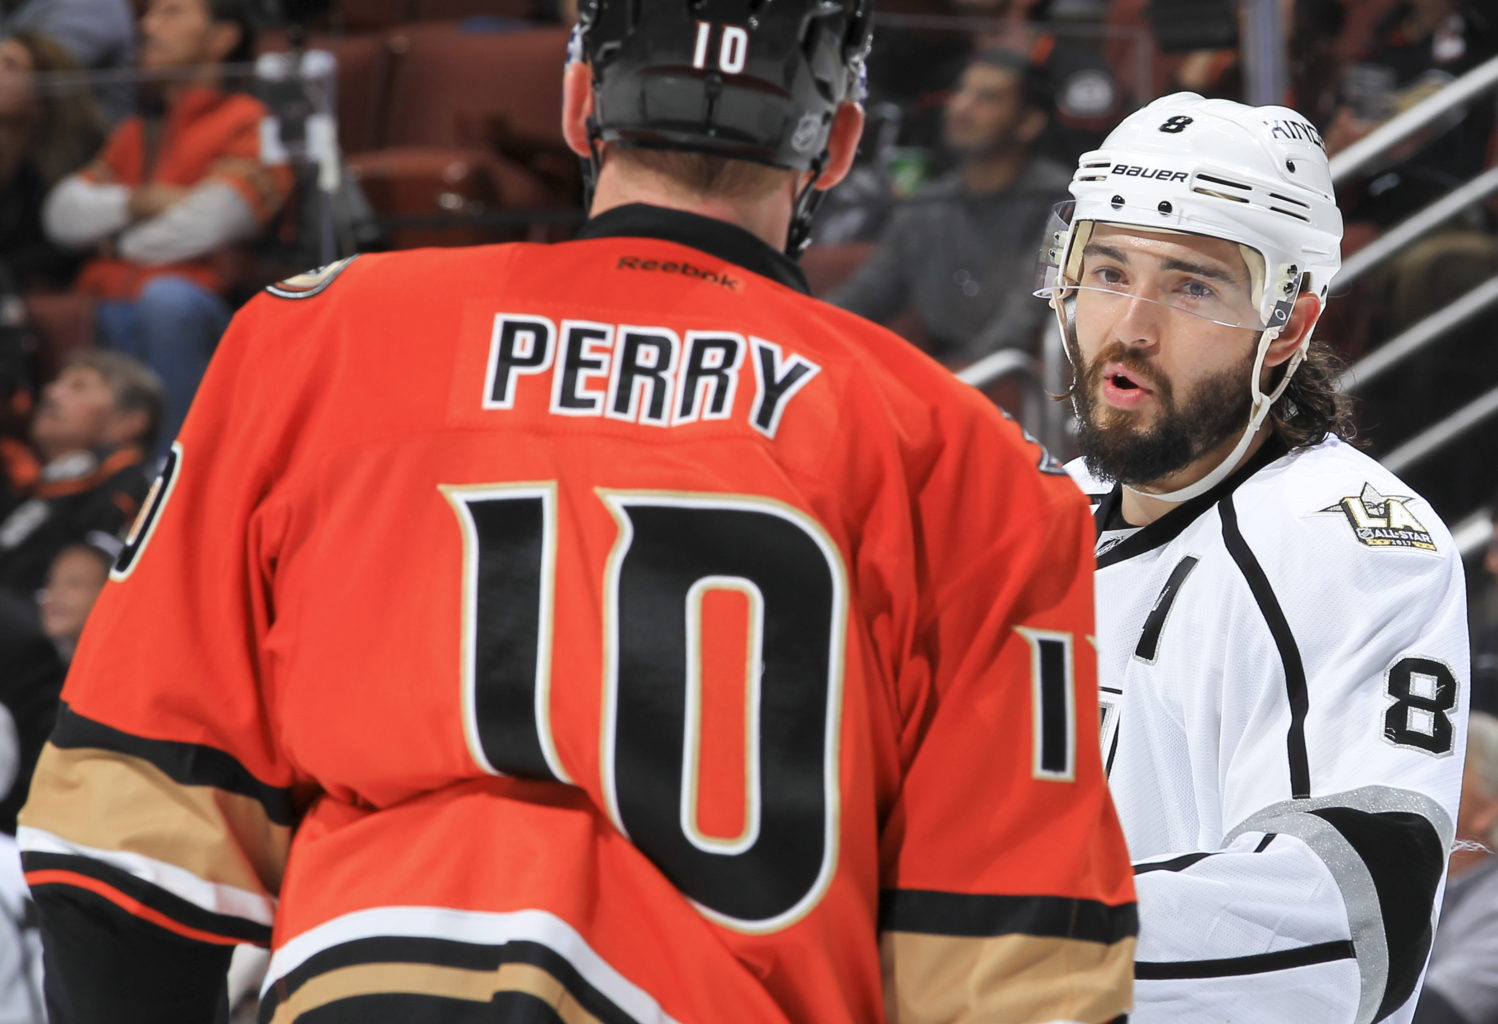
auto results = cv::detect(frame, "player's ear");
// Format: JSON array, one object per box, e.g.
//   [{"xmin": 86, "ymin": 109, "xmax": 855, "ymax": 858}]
[
  {"xmin": 1263, "ymin": 291, "xmax": 1322, "ymax": 369},
  {"xmin": 562, "ymin": 61, "xmax": 595, "ymax": 160},
  {"xmin": 813, "ymin": 101, "xmax": 865, "ymax": 192}
]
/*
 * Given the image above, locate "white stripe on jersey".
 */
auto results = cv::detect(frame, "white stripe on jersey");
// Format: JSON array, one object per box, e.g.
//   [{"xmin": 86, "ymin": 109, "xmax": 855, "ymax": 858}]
[
  {"xmin": 263, "ymin": 904, "xmax": 684, "ymax": 1023},
  {"xmin": 16, "ymin": 825, "xmax": 276, "ymax": 925}
]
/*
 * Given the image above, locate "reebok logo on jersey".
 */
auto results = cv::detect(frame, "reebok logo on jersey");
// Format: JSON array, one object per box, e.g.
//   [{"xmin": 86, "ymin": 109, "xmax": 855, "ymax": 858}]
[
  {"xmin": 618, "ymin": 256, "xmax": 741, "ymax": 291},
  {"xmin": 1320, "ymin": 483, "xmax": 1436, "ymax": 551}
]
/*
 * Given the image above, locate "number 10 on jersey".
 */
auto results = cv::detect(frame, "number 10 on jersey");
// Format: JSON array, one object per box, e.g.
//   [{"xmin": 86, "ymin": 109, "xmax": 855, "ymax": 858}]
[{"xmin": 443, "ymin": 482, "xmax": 847, "ymax": 934}]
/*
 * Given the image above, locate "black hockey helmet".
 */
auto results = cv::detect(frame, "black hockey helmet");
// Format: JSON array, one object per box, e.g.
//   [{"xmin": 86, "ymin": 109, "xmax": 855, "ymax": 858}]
[{"xmin": 573, "ymin": 0, "xmax": 873, "ymax": 252}]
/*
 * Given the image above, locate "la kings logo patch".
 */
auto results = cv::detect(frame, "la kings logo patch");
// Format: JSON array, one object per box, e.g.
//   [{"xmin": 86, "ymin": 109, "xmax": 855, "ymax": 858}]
[{"xmin": 1321, "ymin": 483, "xmax": 1436, "ymax": 551}]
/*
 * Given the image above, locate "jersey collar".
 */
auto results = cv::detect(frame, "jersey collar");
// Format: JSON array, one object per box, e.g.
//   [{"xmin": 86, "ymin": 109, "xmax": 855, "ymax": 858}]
[
  {"xmin": 1094, "ymin": 433, "xmax": 1290, "ymax": 569},
  {"xmin": 574, "ymin": 204, "xmax": 811, "ymax": 295}
]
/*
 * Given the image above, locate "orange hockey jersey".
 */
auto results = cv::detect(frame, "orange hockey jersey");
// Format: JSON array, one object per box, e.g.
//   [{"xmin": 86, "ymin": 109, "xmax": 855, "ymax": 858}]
[{"xmin": 20, "ymin": 204, "xmax": 1136, "ymax": 1024}]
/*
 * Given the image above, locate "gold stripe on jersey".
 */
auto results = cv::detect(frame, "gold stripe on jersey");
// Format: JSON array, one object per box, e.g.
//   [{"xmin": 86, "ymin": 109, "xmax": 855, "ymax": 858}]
[
  {"xmin": 266, "ymin": 961, "xmax": 611, "ymax": 1024},
  {"xmin": 20, "ymin": 744, "xmax": 290, "ymax": 896},
  {"xmin": 881, "ymin": 932, "xmax": 1135, "ymax": 1024}
]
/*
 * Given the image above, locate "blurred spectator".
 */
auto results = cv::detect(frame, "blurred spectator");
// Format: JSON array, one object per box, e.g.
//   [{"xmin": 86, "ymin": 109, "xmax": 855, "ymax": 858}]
[
  {"xmin": 1413, "ymin": 709, "xmax": 1498, "ymax": 1024},
  {"xmin": 42, "ymin": 0, "xmax": 291, "ymax": 461},
  {"xmin": 949, "ymin": 0, "xmax": 1122, "ymax": 162},
  {"xmin": 0, "ymin": 29, "xmax": 108, "ymax": 290},
  {"xmin": 1329, "ymin": 0, "xmax": 1497, "ymax": 226},
  {"xmin": 1473, "ymin": 493, "xmax": 1498, "ymax": 709},
  {"xmin": 0, "ymin": 349, "xmax": 159, "ymax": 602},
  {"xmin": 0, "ymin": 587, "xmax": 62, "ymax": 829},
  {"xmin": 36, "ymin": 531, "xmax": 116, "ymax": 662},
  {"xmin": 0, "ymin": 584, "xmax": 60, "ymax": 1020},
  {"xmin": 1157, "ymin": 0, "xmax": 1349, "ymax": 119},
  {"xmin": 830, "ymin": 49, "xmax": 1070, "ymax": 366},
  {"xmin": 1289, "ymin": 0, "xmax": 1350, "ymax": 131},
  {"xmin": 0, "ymin": 0, "xmax": 134, "ymax": 122},
  {"xmin": 0, "ymin": 586, "xmax": 57, "ymax": 1018}
]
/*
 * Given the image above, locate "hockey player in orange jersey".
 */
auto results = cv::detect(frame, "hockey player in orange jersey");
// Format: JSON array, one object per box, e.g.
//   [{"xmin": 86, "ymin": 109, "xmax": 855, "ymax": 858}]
[{"xmin": 18, "ymin": 2, "xmax": 1137, "ymax": 1021}]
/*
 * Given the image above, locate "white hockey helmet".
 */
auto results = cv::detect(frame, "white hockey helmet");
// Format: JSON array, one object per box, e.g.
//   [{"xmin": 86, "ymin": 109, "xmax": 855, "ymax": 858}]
[{"xmin": 1038, "ymin": 92, "xmax": 1345, "ymax": 501}]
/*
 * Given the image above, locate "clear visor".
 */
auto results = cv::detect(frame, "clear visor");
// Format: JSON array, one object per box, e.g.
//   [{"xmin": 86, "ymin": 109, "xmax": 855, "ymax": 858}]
[{"xmin": 1033, "ymin": 202, "xmax": 1300, "ymax": 332}]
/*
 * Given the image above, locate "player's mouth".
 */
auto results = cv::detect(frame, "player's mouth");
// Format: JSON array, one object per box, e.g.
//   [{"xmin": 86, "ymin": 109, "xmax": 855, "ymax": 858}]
[{"xmin": 1100, "ymin": 362, "xmax": 1155, "ymax": 409}]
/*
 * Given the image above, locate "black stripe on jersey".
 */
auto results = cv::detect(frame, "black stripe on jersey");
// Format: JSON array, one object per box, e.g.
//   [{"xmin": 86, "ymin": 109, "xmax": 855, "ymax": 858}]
[
  {"xmin": 1255, "ymin": 833, "xmax": 1277, "ymax": 853},
  {"xmin": 261, "ymin": 936, "xmax": 643, "ymax": 1024},
  {"xmin": 878, "ymin": 889, "xmax": 1137, "ymax": 944},
  {"xmin": 1135, "ymin": 939, "xmax": 1355, "ymax": 980},
  {"xmin": 1134, "ymin": 833, "xmax": 1277, "ymax": 875},
  {"xmin": 50, "ymin": 704, "xmax": 296, "ymax": 827},
  {"xmin": 1220, "ymin": 496, "xmax": 1311, "ymax": 799},
  {"xmin": 289, "ymin": 992, "xmax": 566, "ymax": 1023},
  {"xmin": 1133, "ymin": 852, "xmax": 1212, "ymax": 875},
  {"xmin": 29, "ymin": 883, "xmax": 235, "ymax": 1024},
  {"xmin": 1309, "ymin": 807, "xmax": 1445, "ymax": 1020},
  {"xmin": 1093, "ymin": 436, "xmax": 1287, "ymax": 570},
  {"xmin": 1133, "ymin": 556, "xmax": 1199, "ymax": 662},
  {"xmin": 22, "ymin": 850, "xmax": 271, "ymax": 944}
]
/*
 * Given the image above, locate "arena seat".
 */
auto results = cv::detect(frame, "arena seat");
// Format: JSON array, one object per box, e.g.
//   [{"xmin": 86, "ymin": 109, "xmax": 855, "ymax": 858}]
[
  {"xmin": 320, "ymin": 32, "xmax": 397, "ymax": 155},
  {"xmin": 381, "ymin": 24, "xmax": 569, "ymax": 152},
  {"xmin": 416, "ymin": 0, "xmax": 537, "ymax": 22},
  {"xmin": 334, "ymin": 0, "xmax": 416, "ymax": 34},
  {"xmin": 379, "ymin": 23, "xmax": 577, "ymax": 202},
  {"xmin": 347, "ymin": 147, "xmax": 556, "ymax": 248}
]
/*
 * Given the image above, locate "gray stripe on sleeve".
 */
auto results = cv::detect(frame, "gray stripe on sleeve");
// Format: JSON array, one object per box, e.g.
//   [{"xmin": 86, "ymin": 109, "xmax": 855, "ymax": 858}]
[{"xmin": 1227, "ymin": 785, "xmax": 1454, "ymax": 1024}]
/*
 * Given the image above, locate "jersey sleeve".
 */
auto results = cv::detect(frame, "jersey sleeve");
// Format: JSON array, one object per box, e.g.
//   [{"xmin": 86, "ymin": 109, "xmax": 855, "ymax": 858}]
[
  {"xmin": 17, "ymin": 295, "xmax": 307, "ymax": 1023},
  {"xmin": 1131, "ymin": 486, "xmax": 1469, "ymax": 1024},
  {"xmin": 877, "ymin": 404, "xmax": 1136, "ymax": 1024}
]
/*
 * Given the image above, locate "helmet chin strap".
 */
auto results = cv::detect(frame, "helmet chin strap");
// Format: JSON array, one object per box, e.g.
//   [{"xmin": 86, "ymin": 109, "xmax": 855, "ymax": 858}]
[
  {"xmin": 786, "ymin": 151, "xmax": 830, "ymax": 257},
  {"xmin": 1121, "ymin": 325, "xmax": 1299, "ymax": 504}
]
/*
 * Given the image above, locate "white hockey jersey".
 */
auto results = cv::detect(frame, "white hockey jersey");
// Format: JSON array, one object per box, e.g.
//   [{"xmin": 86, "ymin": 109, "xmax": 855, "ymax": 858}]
[{"xmin": 1068, "ymin": 435, "xmax": 1469, "ymax": 1024}]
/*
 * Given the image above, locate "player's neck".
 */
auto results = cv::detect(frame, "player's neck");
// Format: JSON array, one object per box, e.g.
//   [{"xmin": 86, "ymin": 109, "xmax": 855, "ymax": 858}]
[
  {"xmin": 588, "ymin": 164, "xmax": 798, "ymax": 253},
  {"xmin": 1119, "ymin": 421, "xmax": 1274, "ymax": 526}
]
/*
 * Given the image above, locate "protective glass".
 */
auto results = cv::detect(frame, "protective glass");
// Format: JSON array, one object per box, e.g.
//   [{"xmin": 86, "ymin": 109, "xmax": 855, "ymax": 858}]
[{"xmin": 1033, "ymin": 203, "xmax": 1300, "ymax": 332}]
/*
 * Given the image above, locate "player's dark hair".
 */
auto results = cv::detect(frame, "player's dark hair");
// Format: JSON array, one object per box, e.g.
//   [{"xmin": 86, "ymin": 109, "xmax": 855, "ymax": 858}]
[
  {"xmin": 66, "ymin": 349, "xmax": 166, "ymax": 454},
  {"xmin": 1268, "ymin": 336, "xmax": 1357, "ymax": 449}
]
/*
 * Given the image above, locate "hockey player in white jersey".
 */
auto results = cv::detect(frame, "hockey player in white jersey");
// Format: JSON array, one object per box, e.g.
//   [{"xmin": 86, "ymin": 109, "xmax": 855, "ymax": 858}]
[{"xmin": 1036, "ymin": 92, "xmax": 1469, "ymax": 1023}]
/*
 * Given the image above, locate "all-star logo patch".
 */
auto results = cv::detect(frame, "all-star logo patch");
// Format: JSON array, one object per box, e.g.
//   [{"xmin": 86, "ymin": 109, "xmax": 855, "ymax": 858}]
[
  {"xmin": 266, "ymin": 255, "xmax": 359, "ymax": 300},
  {"xmin": 1321, "ymin": 483, "xmax": 1436, "ymax": 551}
]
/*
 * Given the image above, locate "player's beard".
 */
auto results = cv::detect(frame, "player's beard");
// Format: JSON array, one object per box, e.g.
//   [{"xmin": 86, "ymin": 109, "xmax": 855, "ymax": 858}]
[{"xmin": 1068, "ymin": 337, "xmax": 1255, "ymax": 487}]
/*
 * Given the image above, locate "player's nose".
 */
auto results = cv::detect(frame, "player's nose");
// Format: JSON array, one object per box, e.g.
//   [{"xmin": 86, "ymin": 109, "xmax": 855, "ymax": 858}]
[{"xmin": 1109, "ymin": 292, "xmax": 1167, "ymax": 352}]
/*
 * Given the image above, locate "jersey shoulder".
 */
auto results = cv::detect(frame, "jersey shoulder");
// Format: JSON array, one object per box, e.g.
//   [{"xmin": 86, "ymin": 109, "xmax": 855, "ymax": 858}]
[
  {"xmin": 1237, "ymin": 436, "xmax": 1456, "ymax": 560},
  {"xmin": 264, "ymin": 245, "xmax": 520, "ymax": 304}
]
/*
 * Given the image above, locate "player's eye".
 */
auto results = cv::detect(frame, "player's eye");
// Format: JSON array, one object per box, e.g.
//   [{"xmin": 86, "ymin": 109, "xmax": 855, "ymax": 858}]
[
  {"xmin": 1090, "ymin": 266, "xmax": 1127, "ymax": 289},
  {"xmin": 1178, "ymin": 278, "xmax": 1217, "ymax": 302}
]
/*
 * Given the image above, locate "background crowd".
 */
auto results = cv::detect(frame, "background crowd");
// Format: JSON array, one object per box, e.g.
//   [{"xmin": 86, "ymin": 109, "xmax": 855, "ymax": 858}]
[{"xmin": 0, "ymin": 0, "xmax": 1495, "ymax": 1021}]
